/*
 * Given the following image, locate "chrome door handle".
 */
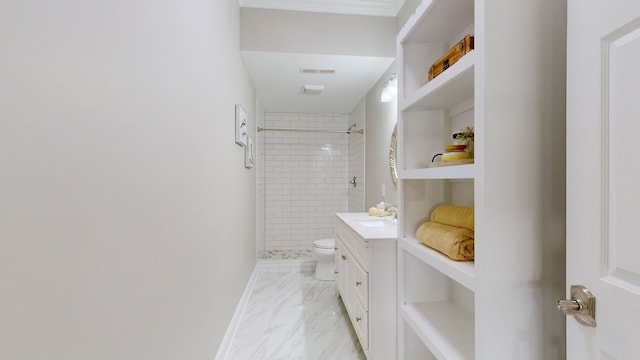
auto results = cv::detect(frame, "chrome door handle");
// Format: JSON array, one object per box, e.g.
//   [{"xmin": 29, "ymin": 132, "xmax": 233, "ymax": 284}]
[
  {"xmin": 557, "ymin": 284, "xmax": 597, "ymax": 327},
  {"xmin": 557, "ymin": 299, "xmax": 581, "ymax": 315}
]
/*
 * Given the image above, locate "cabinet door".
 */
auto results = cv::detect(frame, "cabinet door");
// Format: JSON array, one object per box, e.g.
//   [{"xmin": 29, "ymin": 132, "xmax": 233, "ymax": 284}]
[
  {"xmin": 335, "ymin": 238, "xmax": 349, "ymax": 302},
  {"xmin": 334, "ymin": 241, "xmax": 343, "ymax": 295},
  {"xmin": 354, "ymin": 258, "xmax": 369, "ymax": 311},
  {"xmin": 353, "ymin": 301, "xmax": 369, "ymax": 352}
]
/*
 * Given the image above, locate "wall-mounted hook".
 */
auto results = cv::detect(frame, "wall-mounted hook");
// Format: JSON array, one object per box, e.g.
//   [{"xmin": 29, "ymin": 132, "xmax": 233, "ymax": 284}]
[{"xmin": 350, "ymin": 176, "xmax": 357, "ymax": 188}]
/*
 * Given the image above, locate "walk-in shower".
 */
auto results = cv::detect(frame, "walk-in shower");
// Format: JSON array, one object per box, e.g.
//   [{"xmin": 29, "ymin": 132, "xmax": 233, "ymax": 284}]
[{"xmin": 256, "ymin": 112, "xmax": 364, "ymax": 270}]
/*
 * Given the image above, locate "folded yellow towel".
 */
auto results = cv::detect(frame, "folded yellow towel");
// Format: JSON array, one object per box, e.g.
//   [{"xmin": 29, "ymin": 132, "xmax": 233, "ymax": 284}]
[
  {"xmin": 416, "ymin": 221, "xmax": 474, "ymax": 261},
  {"xmin": 431, "ymin": 205, "xmax": 474, "ymax": 231},
  {"xmin": 368, "ymin": 207, "xmax": 392, "ymax": 217}
]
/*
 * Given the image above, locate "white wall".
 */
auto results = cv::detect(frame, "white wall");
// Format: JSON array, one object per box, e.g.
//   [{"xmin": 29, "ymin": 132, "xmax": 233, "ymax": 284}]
[
  {"xmin": 0, "ymin": 1, "xmax": 256, "ymax": 359},
  {"xmin": 364, "ymin": 65, "xmax": 399, "ymax": 210},
  {"xmin": 262, "ymin": 113, "xmax": 349, "ymax": 250},
  {"xmin": 241, "ymin": 8, "xmax": 396, "ymax": 57}
]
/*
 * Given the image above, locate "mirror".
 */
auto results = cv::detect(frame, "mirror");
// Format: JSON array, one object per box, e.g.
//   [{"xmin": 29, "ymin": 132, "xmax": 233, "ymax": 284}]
[{"xmin": 389, "ymin": 123, "xmax": 398, "ymax": 187}]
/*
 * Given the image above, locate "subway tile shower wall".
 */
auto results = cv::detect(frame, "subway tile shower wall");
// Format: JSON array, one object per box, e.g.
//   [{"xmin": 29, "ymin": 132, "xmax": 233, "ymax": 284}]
[
  {"xmin": 263, "ymin": 113, "xmax": 349, "ymax": 251},
  {"xmin": 348, "ymin": 100, "xmax": 365, "ymax": 213}
]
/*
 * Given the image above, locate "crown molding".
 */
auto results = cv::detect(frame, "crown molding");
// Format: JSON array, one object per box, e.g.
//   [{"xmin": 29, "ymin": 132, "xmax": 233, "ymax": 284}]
[{"xmin": 239, "ymin": 0, "xmax": 404, "ymax": 17}]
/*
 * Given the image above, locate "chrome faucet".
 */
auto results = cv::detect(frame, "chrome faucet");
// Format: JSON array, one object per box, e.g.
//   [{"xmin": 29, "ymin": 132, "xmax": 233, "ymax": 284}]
[
  {"xmin": 350, "ymin": 176, "xmax": 357, "ymax": 188},
  {"xmin": 385, "ymin": 204, "xmax": 398, "ymax": 220}
]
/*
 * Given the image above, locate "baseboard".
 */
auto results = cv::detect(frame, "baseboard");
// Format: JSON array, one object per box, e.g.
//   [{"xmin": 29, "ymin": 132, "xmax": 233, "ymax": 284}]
[{"xmin": 214, "ymin": 266, "xmax": 259, "ymax": 360}]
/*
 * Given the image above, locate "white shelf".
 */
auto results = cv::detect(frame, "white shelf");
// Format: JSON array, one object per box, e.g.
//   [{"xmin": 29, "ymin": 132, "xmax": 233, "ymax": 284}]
[
  {"xmin": 400, "ymin": 164, "xmax": 475, "ymax": 180},
  {"xmin": 399, "ymin": 237, "xmax": 475, "ymax": 291},
  {"xmin": 398, "ymin": 0, "xmax": 474, "ymax": 44},
  {"xmin": 401, "ymin": 302, "xmax": 474, "ymax": 360},
  {"xmin": 401, "ymin": 51, "xmax": 475, "ymax": 112}
]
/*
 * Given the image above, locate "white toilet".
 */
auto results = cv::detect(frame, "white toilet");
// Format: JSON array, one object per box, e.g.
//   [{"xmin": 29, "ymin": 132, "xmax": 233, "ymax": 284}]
[{"xmin": 312, "ymin": 239, "xmax": 335, "ymax": 281}]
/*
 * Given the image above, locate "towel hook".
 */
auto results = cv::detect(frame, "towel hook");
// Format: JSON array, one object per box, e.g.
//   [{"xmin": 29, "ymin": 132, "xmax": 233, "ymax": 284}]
[{"xmin": 349, "ymin": 176, "xmax": 357, "ymax": 188}]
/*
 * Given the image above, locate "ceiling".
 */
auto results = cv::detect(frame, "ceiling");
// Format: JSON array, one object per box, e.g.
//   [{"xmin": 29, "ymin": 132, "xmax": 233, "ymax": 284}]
[
  {"xmin": 241, "ymin": 52, "xmax": 394, "ymax": 114},
  {"xmin": 239, "ymin": 0, "xmax": 404, "ymax": 114}
]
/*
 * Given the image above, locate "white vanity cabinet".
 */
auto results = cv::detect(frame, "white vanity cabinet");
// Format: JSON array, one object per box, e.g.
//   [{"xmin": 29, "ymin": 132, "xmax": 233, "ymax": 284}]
[{"xmin": 334, "ymin": 213, "xmax": 397, "ymax": 360}]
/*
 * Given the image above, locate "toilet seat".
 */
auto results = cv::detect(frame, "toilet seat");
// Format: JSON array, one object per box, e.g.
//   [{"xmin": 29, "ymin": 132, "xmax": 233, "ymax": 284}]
[{"xmin": 313, "ymin": 238, "xmax": 335, "ymax": 249}]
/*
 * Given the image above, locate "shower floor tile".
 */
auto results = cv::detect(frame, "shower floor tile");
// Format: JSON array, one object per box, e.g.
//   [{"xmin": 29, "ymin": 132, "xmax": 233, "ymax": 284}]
[
  {"xmin": 257, "ymin": 250, "xmax": 316, "ymax": 272},
  {"xmin": 259, "ymin": 249, "xmax": 314, "ymax": 260}
]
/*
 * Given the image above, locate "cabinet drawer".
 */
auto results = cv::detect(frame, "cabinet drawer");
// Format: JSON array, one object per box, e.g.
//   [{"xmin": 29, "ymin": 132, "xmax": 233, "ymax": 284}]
[
  {"xmin": 353, "ymin": 302, "xmax": 369, "ymax": 351},
  {"xmin": 336, "ymin": 221, "xmax": 369, "ymax": 271},
  {"xmin": 354, "ymin": 258, "xmax": 369, "ymax": 310}
]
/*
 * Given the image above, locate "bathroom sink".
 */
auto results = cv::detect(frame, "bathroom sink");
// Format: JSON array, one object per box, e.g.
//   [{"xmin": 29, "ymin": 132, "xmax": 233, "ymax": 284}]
[
  {"xmin": 336, "ymin": 213, "xmax": 398, "ymax": 240},
  {"xmin": 357, "ymin": 217, "xmax": 396, "ymax": 227},
  {"xmin": 358, "ymin": 220, "xmax": 386, "ymax": 227}
]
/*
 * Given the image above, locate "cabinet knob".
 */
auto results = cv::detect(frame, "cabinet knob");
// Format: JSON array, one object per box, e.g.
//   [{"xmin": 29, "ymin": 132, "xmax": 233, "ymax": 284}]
[
  {"xmin": 356, "ymin": 317, "xmax": 362, "ymax": 322},
  {"xmin": 335, "ymin": 271, "xmax": 339, "ymax": 274},
  {"xmin": 355, "ymin": 281, "xmax": 362, "ymax": 286},
  {"xmin": 341, "ymin": 255, "xmax": 347, "ymax": 260}
]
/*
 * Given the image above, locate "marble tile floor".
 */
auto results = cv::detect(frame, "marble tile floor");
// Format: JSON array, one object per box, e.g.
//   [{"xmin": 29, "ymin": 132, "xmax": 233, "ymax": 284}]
[{"xmin": 227, "ymin": 271, "xmax": 365, "ymax": 360}]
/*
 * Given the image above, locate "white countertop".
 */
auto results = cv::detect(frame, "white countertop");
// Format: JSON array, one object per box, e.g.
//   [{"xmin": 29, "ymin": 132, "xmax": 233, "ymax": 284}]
[{"xmin": 335, "ymin": 212, "xmax": 398, "ymax": 240}]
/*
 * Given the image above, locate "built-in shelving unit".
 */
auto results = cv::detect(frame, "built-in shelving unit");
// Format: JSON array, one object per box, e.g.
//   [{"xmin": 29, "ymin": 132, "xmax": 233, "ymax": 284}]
[
  {"xmin": 396, "ymin": 2, "xmax": 476, "ymax": 358},
  {"xmin": 396, "ymin": 0, "xmax": 567, "ymax": 358}
]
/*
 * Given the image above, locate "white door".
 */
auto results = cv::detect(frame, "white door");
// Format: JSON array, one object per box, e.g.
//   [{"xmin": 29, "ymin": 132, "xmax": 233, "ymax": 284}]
[{"xmin": 566, "ymin": 0, "xmax": 640, "ymax": 358}]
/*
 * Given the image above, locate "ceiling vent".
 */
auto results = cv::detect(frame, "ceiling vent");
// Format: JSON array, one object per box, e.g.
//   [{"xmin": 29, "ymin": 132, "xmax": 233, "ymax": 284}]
[
  {"xmin": 300, "ymin": 68, "xmax": 336, "ymax": 75},
  {"xmin": 302, "ymin": 84, "xmax": 325, "ymax": 95}
]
